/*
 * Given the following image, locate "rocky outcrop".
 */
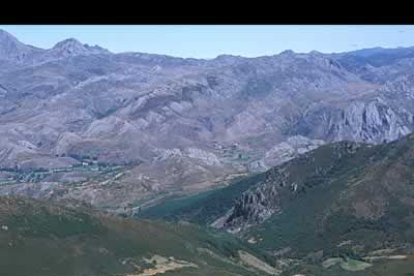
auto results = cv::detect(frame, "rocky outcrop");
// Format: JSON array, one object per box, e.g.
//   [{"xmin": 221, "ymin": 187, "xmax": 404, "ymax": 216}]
[
  {"xmin": 263, "ymin": 136, "xmax": 325, "ymax": 169},
  {"xmin": 155, "ymin": 148, "xmax": 221, "ymax": 166},
  {"xmin": 223, "ymin": 183, "xmax": 280, "ymax": 231},
  {"xmin": 220, "ymin": 141, "xmax": 365, "ymax": 231},
  {"xmin": 329, "ymin": 99, "xmax": 411, "ymax": 143},
  {"xmin": 50, "ymin": 38, "xmax": 110, "ymax": 58}
]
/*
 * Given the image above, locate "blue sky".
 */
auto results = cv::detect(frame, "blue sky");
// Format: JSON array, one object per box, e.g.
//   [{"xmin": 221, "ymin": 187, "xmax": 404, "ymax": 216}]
[{"xmin": 1, "ymin": 25, "xmax": 414, "ymax": 59}]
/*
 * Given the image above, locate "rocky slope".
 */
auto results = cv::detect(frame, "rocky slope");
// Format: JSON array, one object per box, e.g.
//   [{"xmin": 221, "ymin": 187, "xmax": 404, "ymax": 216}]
[{"xmin": 3, "ymin": 29, "xmax": 414, "ymax": 208}]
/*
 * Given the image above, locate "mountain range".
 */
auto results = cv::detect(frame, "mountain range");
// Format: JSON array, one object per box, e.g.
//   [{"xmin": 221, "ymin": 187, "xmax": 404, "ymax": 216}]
[
  {"xmin": 2, "ymin": 28, "xmax": 414, "ymax": 276},
  {"xmin": 2, "ymin": 28, "xmax": 414, "ymax": 211}
]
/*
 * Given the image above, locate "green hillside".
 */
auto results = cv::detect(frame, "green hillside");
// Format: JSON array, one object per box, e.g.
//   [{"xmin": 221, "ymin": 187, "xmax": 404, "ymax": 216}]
[
  {"xmin": 137, "ymin": 172, "xmax": 266, "ymax": 225},
  {"xmin": 0, "ymin": 196, "xmax": 276, "ymax": 276},
  {"xmin": 139, "ymin": 134, "xmax": 414, "ymax": 275}
]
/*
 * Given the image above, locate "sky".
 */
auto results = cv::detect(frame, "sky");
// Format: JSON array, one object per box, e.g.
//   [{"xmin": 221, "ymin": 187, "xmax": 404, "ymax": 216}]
[{"xmin": 1, "ymin": 25, "xmax": 414, "ymax": 59}]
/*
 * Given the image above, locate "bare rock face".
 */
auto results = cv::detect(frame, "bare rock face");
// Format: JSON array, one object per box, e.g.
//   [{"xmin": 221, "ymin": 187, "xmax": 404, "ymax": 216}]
[
  {"xmin": 50, "ymin": 38, "xmax": 110, "ymax": 58},
  {"xmin": 329, "ymin": 100, "xmax": 411, "ymax": 143},
  {"xmin": 263, "ymin": 136, "xmax": 325, "ymax": 169},
  {"xmin": 184, "ymin": 148, "xmax": 221, "ymax": 166},
  {"xmin": 223, "ymin": 183, "xmax": 280, "ymax": 231},
  {"xmin": 154, "ymin": 148, "xmax": 221, "ymax": 167}
]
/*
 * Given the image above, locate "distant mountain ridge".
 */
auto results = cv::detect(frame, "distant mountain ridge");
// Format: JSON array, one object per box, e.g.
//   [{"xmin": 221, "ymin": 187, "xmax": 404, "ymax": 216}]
[
  {"xmin": 4, "ymin": 28, "xmax": 414, "ymax": 64},
  {"xmin": 0, "ymin": 29, "xmax": 110, "ymax": 63}
]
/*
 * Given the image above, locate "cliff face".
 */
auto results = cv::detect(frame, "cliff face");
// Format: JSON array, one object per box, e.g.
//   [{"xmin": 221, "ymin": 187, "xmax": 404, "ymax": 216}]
[
  {"xmin": 224, "ymin": 184, "xmax": 280, "ymax": 231},
  {"xmin": 217, "ymin": 141, "xmax": 364, "ymax": 230},
  {"xmin": 327, "ymin": 100, "xmax": 410, "ymax": 143}
]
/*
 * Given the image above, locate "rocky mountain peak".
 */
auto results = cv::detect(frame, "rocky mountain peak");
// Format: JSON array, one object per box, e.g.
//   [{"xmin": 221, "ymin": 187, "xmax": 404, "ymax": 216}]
[
  {"xmin": 279, "ymin": 49, "xmax": 295, "ymax": 56},
  {"xmin": 53, "ymin": 38, "xmax": 84, "ymax": 50},
  {"xmin": 51, "ymin": 38, "xmax": 110, "ymax": 58}
]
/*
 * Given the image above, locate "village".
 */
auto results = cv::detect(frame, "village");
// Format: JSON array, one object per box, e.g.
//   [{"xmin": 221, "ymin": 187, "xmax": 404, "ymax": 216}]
[{"xmin": 0, "ymin": 160, "xmax": 122, "ymax": 185}]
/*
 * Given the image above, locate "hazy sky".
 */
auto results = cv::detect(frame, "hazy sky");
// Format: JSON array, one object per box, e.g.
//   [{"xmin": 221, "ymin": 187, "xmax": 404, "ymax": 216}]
[{"xmin": 1, "ymin": 25, "xmax": 413, "ymax": 58}]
